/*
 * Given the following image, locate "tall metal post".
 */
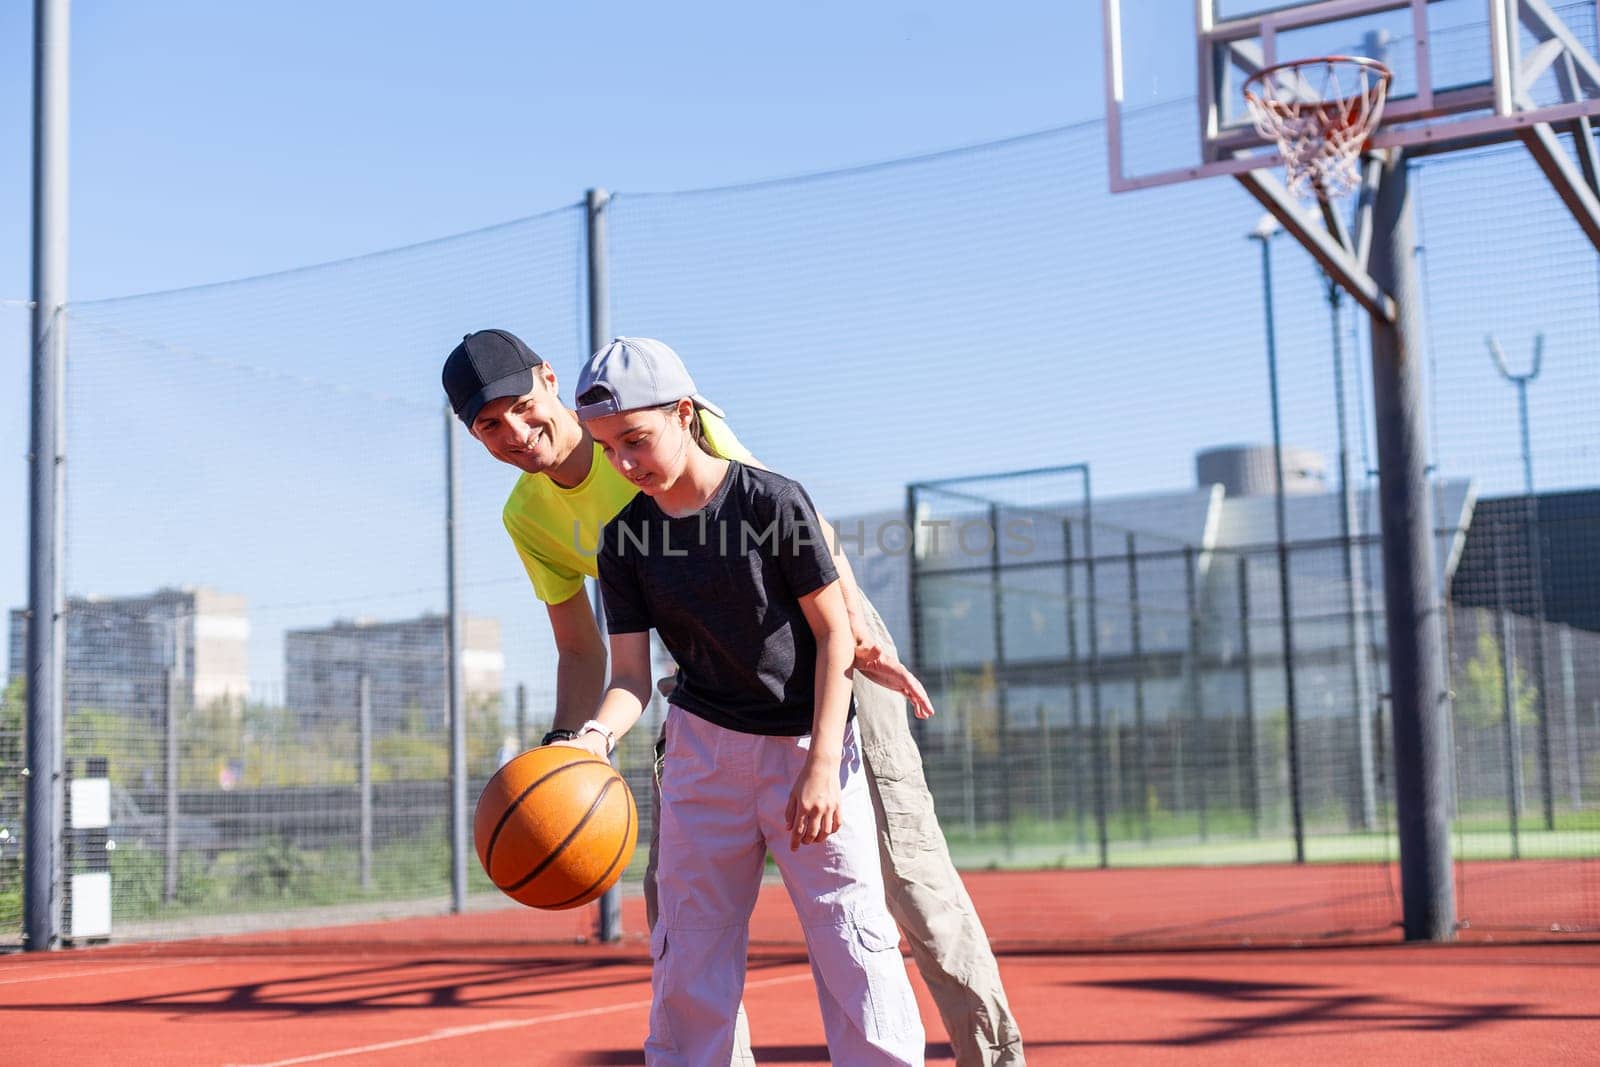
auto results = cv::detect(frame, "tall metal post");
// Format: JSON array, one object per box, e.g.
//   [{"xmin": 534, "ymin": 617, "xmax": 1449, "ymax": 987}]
[
  {"xmin": 1250, "ymin": 219, "xmax": 1306, "ymax": 863},
  {"xmin": 587, "ymin": 187, "xmax": 622, "ymax": 944},
  {"xmin": 25, "ymin": 0, "xmax": 70, "ymax": 953},
  {"xmin": 359, "ymin": 673, "xmax": 373, "ymax": 891},
  {"xmin": 1369, "ymin": 153, "xmax": 1455, "ymax": 940},
  {"xmin": 1329, "ymin": 280, "xmax": 1378, "ymax": 830},
  {"xmin": 444, "ymin": 407, "xmax": 467, "ymax": 913},
  {"xmin": 1485, "ymin": 334, "xmax": 1553, "ymax": 829}
]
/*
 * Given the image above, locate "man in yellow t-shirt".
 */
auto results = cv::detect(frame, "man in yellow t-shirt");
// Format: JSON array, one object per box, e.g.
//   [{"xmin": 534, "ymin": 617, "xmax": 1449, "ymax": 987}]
[{"xmin": 444, "ymin": 329, "xmax": 1024, "ymax": 1066}]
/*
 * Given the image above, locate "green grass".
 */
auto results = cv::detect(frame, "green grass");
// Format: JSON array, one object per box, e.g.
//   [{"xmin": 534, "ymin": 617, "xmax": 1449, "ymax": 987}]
[
  {"xmin": 941, "ymin": 808, "xmax": 1600, "ymax": 871},
  {"xmin": 105, "ymin": 831, "xmax": 501, "ymax": 923},
  {"xmin": 42, "ymin": 804, "xmax": 1600, "ymax": 928}
]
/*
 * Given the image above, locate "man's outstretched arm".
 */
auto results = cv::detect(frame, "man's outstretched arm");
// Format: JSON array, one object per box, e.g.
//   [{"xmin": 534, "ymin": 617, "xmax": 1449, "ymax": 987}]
[
  {"xmin": 547, "ymin": 587, "xmax": 607, "ymax": 734},
  {"xmin": 810, "ymin": 512, "xmax": 935, "ymax": 719}
]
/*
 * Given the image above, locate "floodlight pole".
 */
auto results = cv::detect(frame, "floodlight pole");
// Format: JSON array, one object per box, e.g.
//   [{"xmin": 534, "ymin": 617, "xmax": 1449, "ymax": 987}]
[
  {"xmin": 1485, "ymin": 334, "xmax": 1554, "ymax": 831},
  {"xmin": 1367, "ymin": 152, "xmax": 1455, "ymax": 941},
  {"xmin": 25, "ymin": 0, "xmax": 70, "ymax": 953},
  {"xmin": 1249, "ymin": 219, "xmax": 1307, "ymax": 864},
  {"xmin": 1328, "ymin": 278, "xmax": 1378, "ymax": 832}
]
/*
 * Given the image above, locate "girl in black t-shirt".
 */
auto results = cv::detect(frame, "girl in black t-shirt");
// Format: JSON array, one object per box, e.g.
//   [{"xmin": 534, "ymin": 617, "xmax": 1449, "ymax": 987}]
[{"xmin": 561, "ymin": 336, "xmax": 924, "ymax": 1066}]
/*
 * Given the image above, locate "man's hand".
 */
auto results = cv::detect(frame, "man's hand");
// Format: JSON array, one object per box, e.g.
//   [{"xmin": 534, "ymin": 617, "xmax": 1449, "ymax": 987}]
[
  {"xmin": 850, "ymin": 634, "xmax": 936, "ymax": 720},
  {"xmin": 785, "ymin": 758, "xmax": 844, "ymax": 851}
]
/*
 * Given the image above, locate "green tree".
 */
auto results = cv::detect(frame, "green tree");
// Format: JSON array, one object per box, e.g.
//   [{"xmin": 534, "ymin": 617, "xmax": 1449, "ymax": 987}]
[
  {"xmin": 1455, "ymin": 629, "xmax": 1538, "ymax": 730},
  {"xmin": 1, "ymin": 677, "xmax": 23, "ymax": 768},
  {"xmin": 466, "ymin": 691, "xmax": 505, "ymax": 774},
  {"xmin": 66, "ymin": 706, "xmax": 161, "ymax": 787}
]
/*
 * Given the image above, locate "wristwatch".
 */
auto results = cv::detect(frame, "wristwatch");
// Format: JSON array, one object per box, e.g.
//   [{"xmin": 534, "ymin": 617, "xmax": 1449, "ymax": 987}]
[{"xmin": 578, "ymin": 718, "xmax": 616, "ymax": 756}]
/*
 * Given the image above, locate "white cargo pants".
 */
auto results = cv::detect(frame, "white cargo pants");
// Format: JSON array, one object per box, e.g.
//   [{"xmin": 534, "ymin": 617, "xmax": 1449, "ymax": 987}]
[
  {"xmin": 646, "ymin": 705, "xmax": 925, "ymax": 1067},
  {"xmin": 645, "ymin": 599, "xmax": 1025, "ymax": 1066}
]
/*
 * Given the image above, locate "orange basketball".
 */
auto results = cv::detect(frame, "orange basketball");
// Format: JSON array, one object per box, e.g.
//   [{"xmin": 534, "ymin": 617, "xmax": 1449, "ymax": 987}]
[{"xmin": 474, "ymin": 745, "xmax": 638, "ymax": 910}]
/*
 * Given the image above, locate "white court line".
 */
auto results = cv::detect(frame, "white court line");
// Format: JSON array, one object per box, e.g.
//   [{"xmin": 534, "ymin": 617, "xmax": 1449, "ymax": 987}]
[
  {"xmin": 0, "ymin": 958, "xmax": 220, "ymax": 988},
  {"xmin": 226, "ymin": 971, "xmax": 815, "ymax": 1067}
]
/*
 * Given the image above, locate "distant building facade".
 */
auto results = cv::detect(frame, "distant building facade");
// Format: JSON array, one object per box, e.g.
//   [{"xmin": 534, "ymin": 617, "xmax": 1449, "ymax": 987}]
[
  {"xmin": 835, "ymin": 449, "xmax": 1477, "ymax": 738},
  {"xmin": 7, "ymin": 587, "xmax": 250, "ymax": 722},
  {"xmin": 284, "ymin": 614, "xmax": 503, "ymax": 729}
]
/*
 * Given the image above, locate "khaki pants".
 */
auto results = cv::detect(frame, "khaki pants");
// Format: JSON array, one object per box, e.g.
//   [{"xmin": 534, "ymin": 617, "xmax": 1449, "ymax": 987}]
[{"xmin": 645, "ymin": 600, "xmax": 1024, "ymax": 1066}]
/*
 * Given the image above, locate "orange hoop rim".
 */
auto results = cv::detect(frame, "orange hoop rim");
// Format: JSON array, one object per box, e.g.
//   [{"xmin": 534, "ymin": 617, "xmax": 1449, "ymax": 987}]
[{"xmin": 1241, "ymin": 54, "xmax": 1394, "ymax": 108}]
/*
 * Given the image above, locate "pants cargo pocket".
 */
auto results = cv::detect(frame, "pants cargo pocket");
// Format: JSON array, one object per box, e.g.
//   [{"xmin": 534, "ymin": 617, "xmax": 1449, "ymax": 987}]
[
  {"xmin": 647, "ymin": 923, "xmax": 676, "ymax": 1053},
  {"xmin": 848, "ymin": 915, "xmax": 920, "ymax": 1042}
]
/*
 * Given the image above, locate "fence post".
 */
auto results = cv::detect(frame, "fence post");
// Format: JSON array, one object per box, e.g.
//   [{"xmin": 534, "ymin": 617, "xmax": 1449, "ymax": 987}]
[
  {"xmin": 1185, "ymin": 546, "xmax": 1209, "ymax": 842},
  {"xmin": 1083, "ymin": 505, "xmax": 1109, "ymax": 869},
  {"xmin": 1494, "ymin": 531, "xmax": 1524, "ymax": 858},
  {"xmin": 1127, "ymin": 534, "xmax": 1150, "ymax": 843},
  {"xmin": 1238, "ymin": 556, "xmax": 1261, "ymax": 836},
  {"xmin": 988, "ymin": 504, "xmax": 1013, "ymax": 857},
  {"xmin": 1063, "ymin": 519, "xmax": 1087, "ymax": 852},
  {"xmin": 163, "ymin": 667, "xmax": 179, "ymax": 904},
  {"xmin": 359, "ymin": 672, "xmax": 372, "ymax": 891},
  {"xmin": 1560, "ymin": 629, "xmax": 1581, "ymax": 809},
  {"xmin": 1037, "ymin": 703, "xmax": 1054, "ymax": 823},
  {"xmin": 444, "ymin": 405, "xmax": 467, "ymax": 914},
  {"xmin": 515, "ymin": 683, "xmax": 528, "ymax": 754},
  {"xmin": 587, "ymin": 186, "xmax": 622, "ymax": 944}
]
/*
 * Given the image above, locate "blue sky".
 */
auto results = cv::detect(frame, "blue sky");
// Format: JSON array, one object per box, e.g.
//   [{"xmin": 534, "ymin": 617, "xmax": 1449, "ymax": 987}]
[
  {"xmin": 3, "ymin": 3, "xmax": 1595, "ymax": 704},
  {"xmin": 0, "ymin": 0, "xmax": 1094, "ymax": 642}
]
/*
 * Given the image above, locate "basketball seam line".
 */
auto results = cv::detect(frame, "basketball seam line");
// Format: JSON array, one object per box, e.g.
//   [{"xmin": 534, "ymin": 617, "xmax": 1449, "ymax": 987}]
[
  {"xmin": 547, "ymin": 783, "xmax": 636, "ymax": 909},
  {"xmin": 484, "ymin": 758, "xmax": 605, "ymax": 873},
  {"xmin": 502, "ymin": 776, "xmax": 620, "ymax": 894}
]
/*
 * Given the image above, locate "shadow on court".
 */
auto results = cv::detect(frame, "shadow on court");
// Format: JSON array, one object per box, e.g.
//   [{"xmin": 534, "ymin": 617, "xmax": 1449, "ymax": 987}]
[{"xmin": 1069, "ymin": 973, "xmax": 1595, "ymax": 1047}]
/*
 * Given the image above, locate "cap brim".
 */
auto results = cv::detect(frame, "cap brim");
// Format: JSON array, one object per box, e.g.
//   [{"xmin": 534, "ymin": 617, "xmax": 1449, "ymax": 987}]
[
  {"xmin": 691, "ymin": 394, "xmax": 725, "ymax": 419},
  {"xmin": 457, "ymin": 367, "xmax": 535, "ymax": 426}
]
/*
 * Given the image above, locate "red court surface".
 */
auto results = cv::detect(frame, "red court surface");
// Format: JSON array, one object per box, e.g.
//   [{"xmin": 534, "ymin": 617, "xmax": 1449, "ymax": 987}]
[{"xmin": 2, "ymin": 866, "xmax": 1597, "ymax": 1065}]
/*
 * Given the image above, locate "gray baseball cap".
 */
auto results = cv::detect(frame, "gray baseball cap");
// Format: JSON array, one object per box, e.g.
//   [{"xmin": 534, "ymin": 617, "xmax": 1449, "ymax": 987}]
[{"xmin": 574, "ymin": 337, "xmax": 725, "ymax": 421}]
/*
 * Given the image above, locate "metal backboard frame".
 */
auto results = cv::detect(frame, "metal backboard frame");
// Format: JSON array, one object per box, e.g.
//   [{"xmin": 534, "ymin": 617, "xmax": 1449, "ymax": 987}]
[{"xmin": 1106, "ymin": 0, "xmax": 1600, "ymax": 194}]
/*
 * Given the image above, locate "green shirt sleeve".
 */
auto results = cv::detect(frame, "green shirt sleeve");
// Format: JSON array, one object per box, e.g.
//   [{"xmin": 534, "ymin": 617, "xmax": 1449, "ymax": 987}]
[{"xmin": 503, "ymin": 505, "xmax": 589, "ymax": 605}]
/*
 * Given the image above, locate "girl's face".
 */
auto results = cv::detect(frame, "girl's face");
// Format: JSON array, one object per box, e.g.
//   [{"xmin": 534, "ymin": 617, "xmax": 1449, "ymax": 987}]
[{"xmin": 585, "ymin": 399, "xmax": 696, "ymax": 496}]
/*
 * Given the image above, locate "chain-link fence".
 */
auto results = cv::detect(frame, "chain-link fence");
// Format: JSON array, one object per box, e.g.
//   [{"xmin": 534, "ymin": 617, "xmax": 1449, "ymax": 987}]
[{"xmin": 6, "ymin": 113, "xmax": 1599, "ymax": 947}]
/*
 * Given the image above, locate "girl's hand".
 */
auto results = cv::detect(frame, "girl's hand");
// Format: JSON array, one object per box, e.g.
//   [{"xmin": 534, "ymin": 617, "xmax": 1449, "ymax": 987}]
[
  {"xmin": 785, "ymin": 759, "xmax": 843, "ymax": 851},
  {"xmin": 549, "ymin": 734, "xmax": 609, "ymax": 761}
]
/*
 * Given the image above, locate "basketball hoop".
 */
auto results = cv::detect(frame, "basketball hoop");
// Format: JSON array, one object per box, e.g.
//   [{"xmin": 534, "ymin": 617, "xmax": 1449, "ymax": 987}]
[{"xmin": 1243, "ymin": 56, "xmax": 1392, "ymax": 201}]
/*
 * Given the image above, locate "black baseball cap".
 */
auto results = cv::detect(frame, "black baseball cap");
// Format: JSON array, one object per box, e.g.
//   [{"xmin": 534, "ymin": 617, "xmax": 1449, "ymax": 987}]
[{"xmin": 442, "ymin": 329, "xmax": 546, "ymax": 426}]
